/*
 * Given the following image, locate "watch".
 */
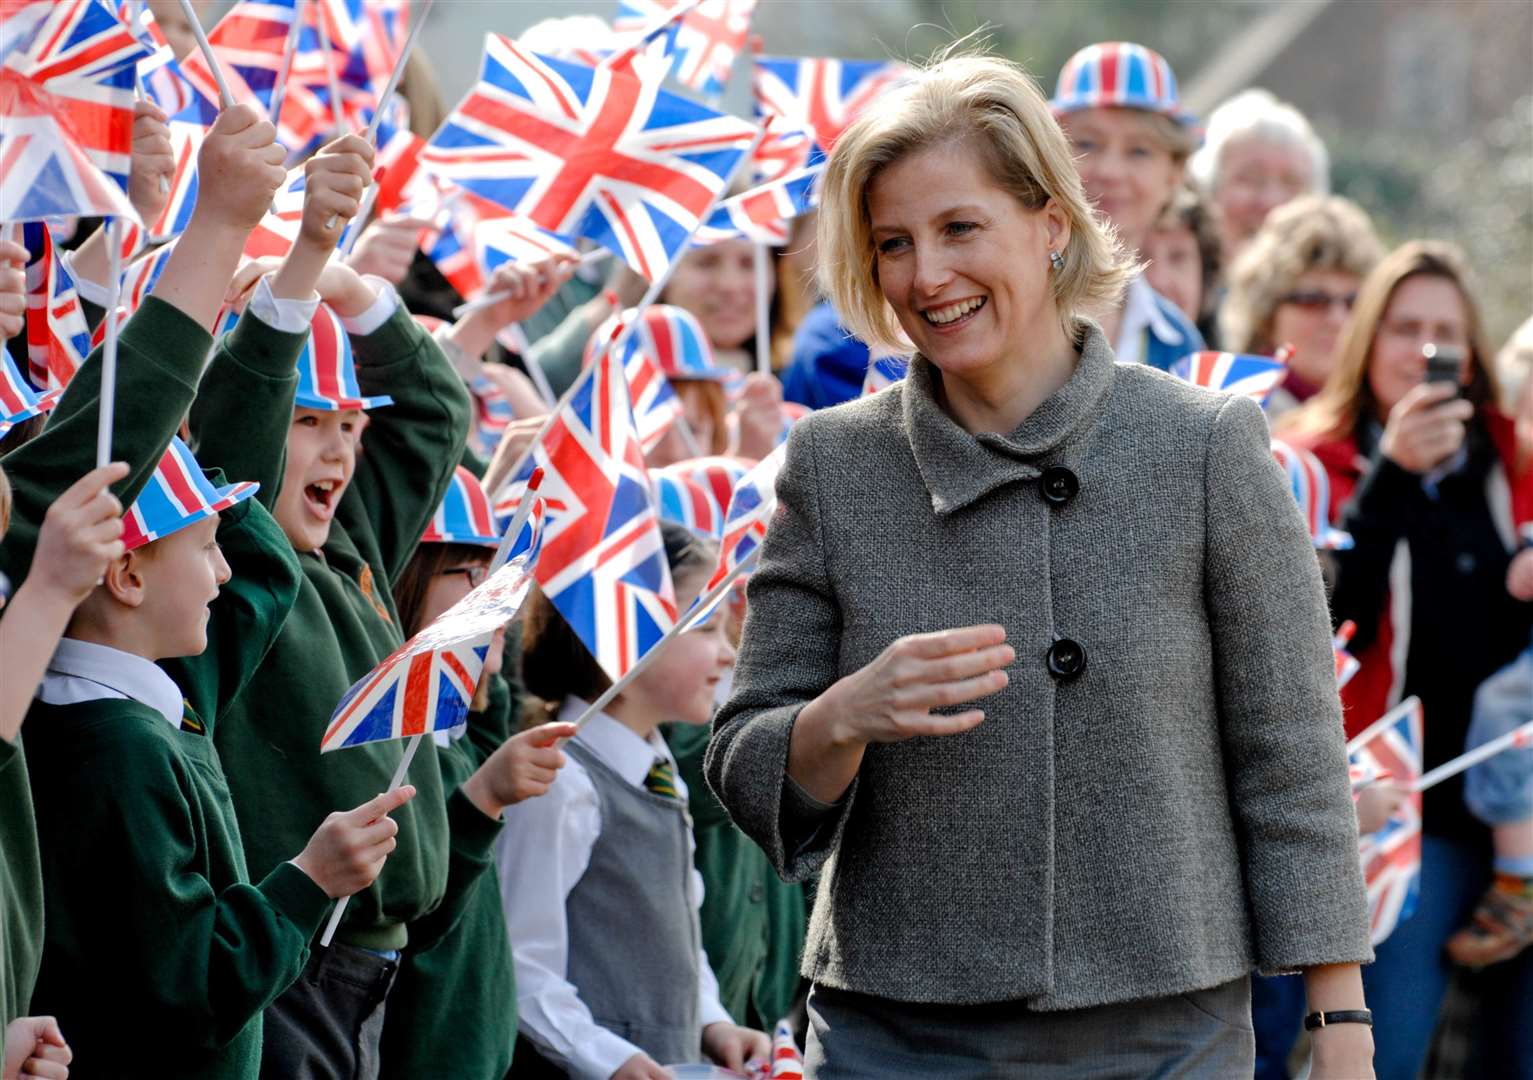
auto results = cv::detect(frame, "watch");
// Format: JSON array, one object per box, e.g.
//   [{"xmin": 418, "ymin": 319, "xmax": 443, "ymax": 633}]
[{"xmin": 1303, "ymin": 1008, "xmax": 1373, "ymax": 1030}]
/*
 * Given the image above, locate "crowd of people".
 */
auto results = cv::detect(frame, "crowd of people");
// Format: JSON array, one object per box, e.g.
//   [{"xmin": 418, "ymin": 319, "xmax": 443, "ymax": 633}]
[{"xmin": 1, "ymin": 6, "xmax": 1530, "ymax": 1080}]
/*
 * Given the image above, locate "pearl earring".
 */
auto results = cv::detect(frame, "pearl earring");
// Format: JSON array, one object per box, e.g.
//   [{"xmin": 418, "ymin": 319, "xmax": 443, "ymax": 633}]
[{"xmin": 1049, "ymin": 250, "xmax": 1065, "ymax": 273}]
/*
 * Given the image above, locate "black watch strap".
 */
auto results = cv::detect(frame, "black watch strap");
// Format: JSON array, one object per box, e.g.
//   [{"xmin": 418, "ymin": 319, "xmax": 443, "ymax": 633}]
[{"xmin": 1304, "ymin": 1008, "xmax": 1373, "ymax": 1030}]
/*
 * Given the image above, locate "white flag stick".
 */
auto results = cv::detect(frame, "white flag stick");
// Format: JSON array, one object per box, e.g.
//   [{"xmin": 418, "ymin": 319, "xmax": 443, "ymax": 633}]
[
  {"xmin": 318, "ymin": 731, "xmax": 424, "ymax": 947},
  {"xmin": 571, "ymin": 545, "xmax": 761, "ymax": 730},
  {"xmin": 450, "ymin": 248, "xmax": 610, "ymax": 319},
  {"xmin": 96, "ymin": 219, "xmax": 124, "ymax": 468},
  {"xmin": 1413, "ymin": 718, "xmax": 1533, "ymax": 794},
  {"xmin": 320, "ymin": 458, "xmax": 541, "ymax": 949},
  {"xmin": 1345, "ymin": 696, "xmax": 1421, "ymax": 757},
  {"xmin": 491, "ymin": 123, "xmax": 768, "ymax": 491},
  {"xmin": 753, "ymin": 242, "xmax": 773, "ymax": 375},
  {"xmin": 180, "ymin": 0, "xmax": 234, "ymax": 109},
  {"xmin": 335, "ymin": 183, "xmax": 379, "ymax": 257},
  {"xmin": 267, "ymin": 0, "xmax": 304, "ymax": 135}
]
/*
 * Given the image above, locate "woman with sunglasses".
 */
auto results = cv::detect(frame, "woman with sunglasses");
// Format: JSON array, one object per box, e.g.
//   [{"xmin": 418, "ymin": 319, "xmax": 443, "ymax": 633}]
[
  {"xmin": 1277, "ymin": 243, "xmax": 1533, "ymax": 1079},
  {"xmin": 1221, "ymin": 195, "xmax": 1383, "ymax": 421}
]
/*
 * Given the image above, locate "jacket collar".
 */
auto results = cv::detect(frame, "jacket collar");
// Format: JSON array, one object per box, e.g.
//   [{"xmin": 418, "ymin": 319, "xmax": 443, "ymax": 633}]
[{"xmin": 901, "ymin": 320, "xmax": 1117, "ymax": 516}]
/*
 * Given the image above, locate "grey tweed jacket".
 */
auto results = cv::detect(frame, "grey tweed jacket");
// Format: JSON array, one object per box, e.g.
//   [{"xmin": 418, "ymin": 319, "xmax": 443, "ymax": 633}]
[{"xmin": 705, "ymin": 322, "xmax": 1373, "ymax": 1009}]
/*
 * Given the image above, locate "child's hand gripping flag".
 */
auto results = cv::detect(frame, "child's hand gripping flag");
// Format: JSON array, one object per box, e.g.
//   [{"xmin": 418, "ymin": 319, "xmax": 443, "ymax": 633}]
[{"xmin": 319, "ymin": 499, "xmax": 545, "ymax": 751}]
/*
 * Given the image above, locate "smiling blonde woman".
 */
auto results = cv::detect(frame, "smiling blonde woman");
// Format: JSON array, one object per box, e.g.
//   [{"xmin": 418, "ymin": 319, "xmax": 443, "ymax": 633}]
[{"xmin": 706, "ymin": 50, "xmax": 1376, "ymax": 1078}]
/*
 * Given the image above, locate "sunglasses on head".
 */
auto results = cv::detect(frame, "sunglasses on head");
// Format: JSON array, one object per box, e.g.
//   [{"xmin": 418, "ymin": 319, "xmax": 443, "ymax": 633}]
[{"xmin": 1279, "ymin": 290, "xmax": 1357, "ymax": 312}]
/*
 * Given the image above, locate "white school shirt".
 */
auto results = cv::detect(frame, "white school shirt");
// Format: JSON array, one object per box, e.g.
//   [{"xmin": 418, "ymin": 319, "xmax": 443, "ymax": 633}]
[
  {"xmin": 36, "ymin": 638, "xmax": 183, "ymax": 729},
  {"xmin": 495, "ymin": 698, "xmax": 731, "ymax": 1079},
  {"xmin": 1113, "ymin": 272, "xmax": 1187, "ymax": 367}
]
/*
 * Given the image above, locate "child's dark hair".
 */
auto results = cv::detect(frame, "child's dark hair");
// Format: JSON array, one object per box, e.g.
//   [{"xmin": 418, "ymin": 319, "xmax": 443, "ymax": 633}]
[
  {"xmin": 521, "ymin": 521, "xmax": 715, "ymax": 707},
  {"xmin": 392, "ymin": 540, "xmax": 494, "ymax": 637}
]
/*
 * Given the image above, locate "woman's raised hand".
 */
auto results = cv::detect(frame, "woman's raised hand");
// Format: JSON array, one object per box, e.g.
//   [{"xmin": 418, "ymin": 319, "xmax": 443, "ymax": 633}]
[
  {"xmin": 1380, "ymin": 381, "xmax": 1474, "ymax": 474},
  {"xmin": 788, "ymin": 624, "xmax": 1012, "ymax": 804}
]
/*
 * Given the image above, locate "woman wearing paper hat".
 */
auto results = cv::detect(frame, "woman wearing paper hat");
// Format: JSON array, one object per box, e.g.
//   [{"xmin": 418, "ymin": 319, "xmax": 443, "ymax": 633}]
[
  {"xmin": 1050, "ymin": 42, "xmax": 1207, "ymax": 371},
  {"xmin": 707, "ymin": 48, "xmax": 1374, "ymax": 1077}
]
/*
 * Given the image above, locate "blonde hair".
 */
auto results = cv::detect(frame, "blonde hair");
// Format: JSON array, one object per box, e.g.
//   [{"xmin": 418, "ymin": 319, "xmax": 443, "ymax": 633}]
[
  {"xmin": 816, "ymin": 51, "xmax": 1135, "ymax": 352},
  {"xmin": 1220, "ymin": 195, "xmax": 1383, "ymax": 353},
  {"xmin": 1277, "ymin": 241, "xmax": 1499, "ymax": 443}
]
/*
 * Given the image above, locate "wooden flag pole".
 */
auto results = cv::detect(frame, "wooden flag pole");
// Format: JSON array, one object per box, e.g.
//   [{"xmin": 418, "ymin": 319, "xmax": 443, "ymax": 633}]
[
  {"xmin": 570, "ymin": 545, "xmax": 761, "ymax": 730},
  {"xmin": 753, "ymin": 242, "xmax": 772, "ymax": 375},
  {"xmin": 179, "ymin": 0, "xmax": 234, "ymax": 109},
  {"xmin": 96, "ymin": 219, "xmax": 124, "ymax": 468},
  {"xmin": 1344, "ymin": 696, "xmax": 1421, "ymax": 757},
  {"xmin": 267, "ymin": 0, "xmax": 304, "ymax": 135},
  {"xmin": 318, "ymin": 461, "xmax": 543, "ymax": 949},
  {"xmin": 1413, "ymin": 718, "xmax": 1533, "ymax": 794},
  {"xmin": 490, "ymin": 122, "xmax": 769, "ymax": 497}
]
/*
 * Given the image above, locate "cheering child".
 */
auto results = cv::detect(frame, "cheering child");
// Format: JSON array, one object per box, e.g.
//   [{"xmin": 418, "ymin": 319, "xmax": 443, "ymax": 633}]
[
  {"xmin": 498, "ymin": 523, "xmax": 770, "ymax": 1080},
  {"xmin": 0, "ymin": 108, "xmax": 414, "ymax": 1079}
]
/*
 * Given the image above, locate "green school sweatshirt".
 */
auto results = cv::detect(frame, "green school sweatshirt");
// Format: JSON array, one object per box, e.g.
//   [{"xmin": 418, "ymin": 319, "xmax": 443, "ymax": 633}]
[
  {"xmin": 379, "ymin": 671, "xmax": 520, "ymax": 1080},
  {"xmin": 198, "ymin": 306, "xmax": 490, "ymax": 952},
  {"xmin": 665, "ymin": 721, "xmax": 806, "ymax": 1028},
  {"xmin": 0, "ymin": 736, "xmax": 42, "ymax": 1040}
]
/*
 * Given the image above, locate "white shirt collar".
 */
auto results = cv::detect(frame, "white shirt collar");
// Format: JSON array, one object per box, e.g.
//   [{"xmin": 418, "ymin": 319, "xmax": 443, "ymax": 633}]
[
  {"xmin": 559, "ymin": 696, "xmax": 676, "ymax": 789},
  {"xmin": 42, "ymin": 638, "xmax": 184, "ymax": 730},
  {"xmin": 1115, "ymin": 274, "xmax": 1184, "ymax": 364}
]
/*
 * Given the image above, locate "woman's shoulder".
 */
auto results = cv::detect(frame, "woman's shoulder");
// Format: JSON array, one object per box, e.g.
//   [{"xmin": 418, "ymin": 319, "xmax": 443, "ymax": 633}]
[
  {"xmin": 791, "ymin": 382, "xmax": 907, "ymax": 447},
  {"xmin": 1105, "ymin": 360, "xmax": 1242, "ymax": 431}
]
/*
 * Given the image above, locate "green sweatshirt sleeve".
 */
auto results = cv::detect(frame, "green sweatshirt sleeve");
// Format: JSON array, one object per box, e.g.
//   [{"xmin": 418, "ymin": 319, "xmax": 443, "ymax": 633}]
[
  {"xmin": 188, "ymin": 309, "xmax": 307, "ymax": 508},
  {"xmin": 342, "ymin": 306, "xmax": 471, "ymax": 586},
  {"xmin": 160, "ymin": 489, "xmax": 302, "ymax": 732},
  {"xmin": 400, "ymin": 786, "xmax": 502, "ymax": 955},
  {"xmin": 0, "ymin": 297, "xmax": 211, "ymax": 584}
]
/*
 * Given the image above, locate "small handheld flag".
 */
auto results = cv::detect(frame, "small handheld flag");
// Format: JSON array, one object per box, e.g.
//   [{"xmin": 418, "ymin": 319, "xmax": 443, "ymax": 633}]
[
  {"xmin": 1271, "ymin": 438, "xmax": 1354, "ymax": 551},
  {"xmin": 1169, "ymin": 350, "xmax": 1286, "ymax": 406},
  {"xmin": 1352, "ymin": 698, "xmax": 1424, "ymax": 945}
]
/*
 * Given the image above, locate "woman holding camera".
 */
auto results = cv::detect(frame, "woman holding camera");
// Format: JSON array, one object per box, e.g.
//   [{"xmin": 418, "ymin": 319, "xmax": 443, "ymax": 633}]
[{"xmin": 1278, "ymin": 241, "xmax": 1533, "ymax": 1079}]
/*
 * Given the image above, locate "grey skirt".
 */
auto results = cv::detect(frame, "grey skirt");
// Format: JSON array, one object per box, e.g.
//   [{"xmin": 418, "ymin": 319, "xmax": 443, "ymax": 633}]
[{"xmin": 805, "ymin": 977, "xmax": 1256, "ymax": 1079}]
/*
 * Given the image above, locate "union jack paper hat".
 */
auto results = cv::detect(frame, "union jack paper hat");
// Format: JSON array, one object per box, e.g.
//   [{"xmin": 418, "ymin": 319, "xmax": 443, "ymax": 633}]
[
  {"xmin": 650, "ymin": 469, "xmax": 724, "ymax": 538},
  {"xmin": 1, "ymin": 350, "xmax": 60, "ymax": 435},
  {"xmin": 1051, "ymin": 42, "xmax": 1196, "ymax": 127},
  {"xmin": 121, "ymin": 436, "xmax": 259, "ymax": 551},
  {"xmin": 587, "ymin": 304, "xmax": 732, "ymax": 382},
  {"xmin": 421, "ymin": 466, "xmax": 500, "ymax": 548},
  {"xmin": 297, "ymin": 304, "xmax": 393, "ymax": 412}
]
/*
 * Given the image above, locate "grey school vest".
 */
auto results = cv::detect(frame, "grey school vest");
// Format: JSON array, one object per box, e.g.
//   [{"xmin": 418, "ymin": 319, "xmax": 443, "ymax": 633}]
[{"xmin": 564, "ymin": 739, "xmax": 703, "ymax": 1065}]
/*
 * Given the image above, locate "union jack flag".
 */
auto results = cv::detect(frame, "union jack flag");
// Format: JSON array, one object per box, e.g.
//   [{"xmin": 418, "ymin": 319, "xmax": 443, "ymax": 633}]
[
  {"xmin": 525, "ymin": 343, "xmax": 677, "ymax": 682},
  {"xmin": 0, "ymin": 67, "xmax": 140, "ymax": 222},
  {"xmin": 115, "ymin": 1, "xmax": 196, "ymax": 116},
  {"xmin": 861, "ymin": 354, "xmax": 908, "ymax": 396},
  {"xmin": 1169, "ymin": 350, "xmax": 1287, "ymax": 405},
  {"xmin": 748, "ymin": 119, "xmax": 814, "ymax": 183},
  {"xmin": 301, "ymin": 0, "xmax": 409, "ymax": 103},
  {"xmin": 705, "ymin": 443, "xmax": 783, "ymax": 592},
  {"xmin": 120, "ymin": 435, "xmax": 260, "ymax": 550},
  {"xmin": 752, "ymin": 55, "xmax": 908, "ymax": 158},
  {"xmin": 1352, "ymin": 697, "xmax": 1424, "ymax": 946},
  {"xmin": 144, "ymin": 118, "xmax": 203, "ymax": 243},
  {"xmin": 372, "ymin": 124, "xmax": 427, "ymax": 214},
  {"xmin": 1334, "ymin": 619, "xmax": 1361, "ymax": 690},
  {"xmin": 0, "ymin": 349, "xmax": 60, "ymax": 431},
  {"xmin": 1271, "ymin": 438, "xmax": 1354, "ymax": 551},
  {"xmin": 422, "ymin": 34, "xmax": 759, "ymax": 281},
  {"xmin": 695, "ymin": 162, "xmax": 821, "ymax": 247},
  {"xmin": 614, "ymin": 0, "xmax": 756, "ymax": 99},
  {"xmin": 243, "ymin": 167, "xmax": 306, "ymax": 260},
  {"xmin": 24, "ymin": 230, "xmax": 93, "ymax": 391},
  {"xmin": 473, "ymin": 214, "xmax": 579, "ymax": 277},
  {"xmin": 321, "ymin": 498, "xmax": 547, "ymax": 752},
  {"xmin": 584, "ymin": 309, "xmax": 689, "ymax": 453}
]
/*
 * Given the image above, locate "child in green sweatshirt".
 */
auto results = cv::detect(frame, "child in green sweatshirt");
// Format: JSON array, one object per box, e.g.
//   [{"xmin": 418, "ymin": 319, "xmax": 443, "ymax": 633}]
[
  {"xmin": 197, "ymin": 135, "xmax": 567, "ymax": 1074},
  {"xmin": 0, "ymin": 114, "xmax": 414, "ymax": 1079}
]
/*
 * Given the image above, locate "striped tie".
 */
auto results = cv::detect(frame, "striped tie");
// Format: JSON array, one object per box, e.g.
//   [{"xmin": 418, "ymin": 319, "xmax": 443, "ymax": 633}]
[
  {"xmin": 180, "ymin": 699, "xmax": 205, "ymax": 735},
  {"xmin": 644, "ymin": 758, "xmax": 678, "ymax": 800}
]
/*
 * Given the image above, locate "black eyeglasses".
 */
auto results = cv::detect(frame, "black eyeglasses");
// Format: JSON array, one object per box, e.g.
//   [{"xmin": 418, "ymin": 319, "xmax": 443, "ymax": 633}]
[
  {"xmin": 441, "ymin": 565, "xmax": 489, "ymax": 588},
  {"xmin": 1278, "ymin": 290, "xmax": 1357, "ymax": 312}
]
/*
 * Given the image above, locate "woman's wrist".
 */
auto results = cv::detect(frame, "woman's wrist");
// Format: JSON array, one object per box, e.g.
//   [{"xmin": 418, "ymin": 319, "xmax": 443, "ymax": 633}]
[{"xmin": 787, "ymin": 690, "xmax": 865, "ymax": 805}]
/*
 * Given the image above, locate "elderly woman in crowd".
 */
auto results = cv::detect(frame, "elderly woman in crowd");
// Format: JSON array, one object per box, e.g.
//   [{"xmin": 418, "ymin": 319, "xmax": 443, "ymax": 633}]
[
  {"xmin": 1278, "ymin": 243, "xmax": 1533, "ymax": 1080},
  {"xmin": 1221, "ymin": 194, "xmax": 1383, "ymax": 419},
  {"xmin": 706, "ymin": 51, "xmax": 1374, "ymax": 1078},
  {"xmin": 1190, "ymin": 88, "xmax": 1330, "ymax": 266}
]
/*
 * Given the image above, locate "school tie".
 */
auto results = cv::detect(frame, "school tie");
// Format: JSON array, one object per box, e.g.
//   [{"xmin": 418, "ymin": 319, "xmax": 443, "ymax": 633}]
[
  {"xmin": 644, "ymin": 757, "xmax": 678, "ymax": 800},
  {"xmin": 180, "ymin": 699, "xmax": 206, "ymax": 736}
]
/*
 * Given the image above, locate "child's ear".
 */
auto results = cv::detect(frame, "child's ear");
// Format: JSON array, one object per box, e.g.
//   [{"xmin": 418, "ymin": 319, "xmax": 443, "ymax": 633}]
[{"xmin": 103, "ymin": 550, "xmax": 149, "ymax": 608}]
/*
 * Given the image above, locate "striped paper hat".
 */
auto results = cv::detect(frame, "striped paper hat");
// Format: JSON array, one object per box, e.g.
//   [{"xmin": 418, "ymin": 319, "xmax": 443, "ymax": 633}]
[
  {"xmin": 650, "ymin": 469, "xmax": 724, "ymax": 537},
  {"xmin": 121, "ymin": 436, "xmax": 259, "ymax": 551},
  {"xmin": 0, "ymin": 349, "xmax": 60, "ymax": 435},
  {"xmin": 586, "ymin": 304, "xmax": 732, "ymax": 382},
  {"xmin": 1052, "ymin": 42, "xmax": 1196, "ymax": 127},
  {"xmin": 421, "ymin": 466, "xmax": 500, "ymax": 548},
  {"xmin": 297, "ymin": 305, "xmax": 393, "ymax": 412}
]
